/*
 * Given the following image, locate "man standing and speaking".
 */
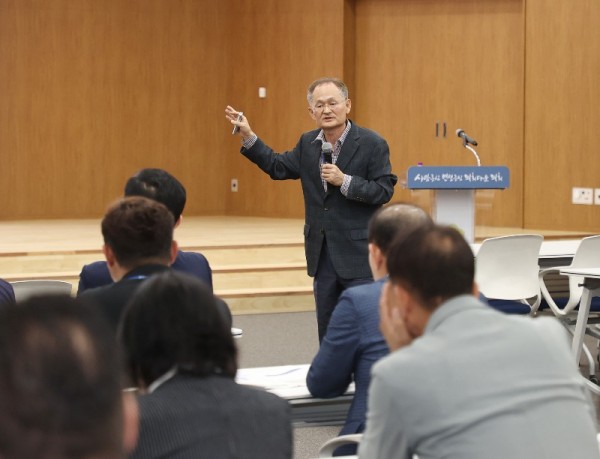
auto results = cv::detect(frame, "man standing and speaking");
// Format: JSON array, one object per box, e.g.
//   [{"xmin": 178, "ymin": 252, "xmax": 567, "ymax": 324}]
[{"xmin": 226, "ymin": 77, "xmax": 397, "ymax": 341}]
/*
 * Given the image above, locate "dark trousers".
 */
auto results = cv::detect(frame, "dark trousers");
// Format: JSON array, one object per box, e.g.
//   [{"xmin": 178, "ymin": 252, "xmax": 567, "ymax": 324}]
[{"xmin": 313, "ymin": 239, "xmax": 372, "ymax": 342}]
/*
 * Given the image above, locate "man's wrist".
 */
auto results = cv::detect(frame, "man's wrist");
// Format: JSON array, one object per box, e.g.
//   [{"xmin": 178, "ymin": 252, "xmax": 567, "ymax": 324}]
[
  {"xmin": 242, "ymin": 133, "xmax": 258, "ymax": 149},
  {"xmin": 340, "ymin": 174, "xmax": 352, "ymax": 196}
]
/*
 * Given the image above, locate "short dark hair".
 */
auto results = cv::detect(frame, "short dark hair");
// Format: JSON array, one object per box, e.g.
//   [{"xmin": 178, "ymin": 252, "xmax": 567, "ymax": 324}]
[
  {"xmin": 386, "ymin": 225, "xmax": 475, "ymax": 309},
  {"xmin": 307, "ymin": 77, "xmax": 349, "ymax": 105},
  {"xmin": 0, "ymin": 295, "xmax": 124, "ymax": 459},
  {"xmin": 124, "ymin": 168, "xmax": 186, "ymax": 222},
  {"xmin": 101, "ymin": 196, "xmax": 174, "ymax": 268},
  {"xmin": 119, "ymin": 271, "xmax": 237, "ymax": 388},
  {"xmin": 368, "ymin": 203, "xmax": 433, "ymax": 255}
]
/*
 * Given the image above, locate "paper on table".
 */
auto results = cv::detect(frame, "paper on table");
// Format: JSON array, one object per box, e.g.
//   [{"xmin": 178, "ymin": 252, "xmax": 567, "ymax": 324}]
[
  {"xmin": 236, "ymin": 364, "xmax": 311, "ymax": 399},
  {"xmin": 236, "ymin": 364, "xmax": 355, "ymax": 400}
]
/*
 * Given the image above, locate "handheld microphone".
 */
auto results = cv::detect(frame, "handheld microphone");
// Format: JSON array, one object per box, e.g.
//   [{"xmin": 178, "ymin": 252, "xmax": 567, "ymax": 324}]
[
  {"xmin": 456, "ymin": 129, "xmax": 478, "ymax": 146},
  {"xmin": 322, "ymin": 142, "xmax": 333, "ymax": 164}
]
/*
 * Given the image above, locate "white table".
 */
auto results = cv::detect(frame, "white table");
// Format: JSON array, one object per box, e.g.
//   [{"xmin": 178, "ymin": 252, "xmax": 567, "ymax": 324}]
[
  {"xmin": 559, "ymin": 267, "xmax": 600, "ymax": 394},
  {"xmin": 236, "ymin": 364, "xmax": 354, "ymax": 426},
  {"xmin": 538, "ymin": 240, "xmax": 582, "ymax": 259}
]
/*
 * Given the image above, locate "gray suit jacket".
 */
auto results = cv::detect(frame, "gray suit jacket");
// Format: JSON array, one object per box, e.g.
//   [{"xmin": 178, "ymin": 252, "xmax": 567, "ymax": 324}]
[
  {"xmin": 359, "ymin": 295, "xmax": 600, "ymax": 459},
  {"xmin": 242, "ymin": 122, "xmax": 397, "ymax": 279},
  {"xmin": 129, "ymin": 374, "xmax": 292, "ymax": 459}
]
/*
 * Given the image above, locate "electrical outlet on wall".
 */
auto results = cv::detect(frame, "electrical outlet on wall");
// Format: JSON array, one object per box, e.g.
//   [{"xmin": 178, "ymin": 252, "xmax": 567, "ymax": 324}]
[
  {"xmin": 231, "ymin": 179, "xmax": 238, "ymax": 192},
  {"xmin": 572, "ymin": 187, "xmax": 593, "ymax": 205},
  {"xmin": 594, "ymin": 189, "xmax": 600, "ymax": 205}
]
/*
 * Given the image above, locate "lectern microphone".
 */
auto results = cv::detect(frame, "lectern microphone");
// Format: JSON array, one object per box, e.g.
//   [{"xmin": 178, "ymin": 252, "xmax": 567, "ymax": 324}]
[{"xmin": 456, "ymin": 129, "xmax": 478, "ymax": 147}]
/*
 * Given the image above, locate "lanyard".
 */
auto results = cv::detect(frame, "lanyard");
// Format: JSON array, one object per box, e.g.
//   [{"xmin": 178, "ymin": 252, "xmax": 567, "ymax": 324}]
[{"xmin": 124, "ymin": 275, "xmax": 149, "ymax": 281}]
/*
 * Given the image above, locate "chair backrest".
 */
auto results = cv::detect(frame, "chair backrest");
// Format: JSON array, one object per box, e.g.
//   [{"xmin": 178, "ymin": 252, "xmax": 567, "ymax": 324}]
[
  {"xmin": 318, "ymin": 434, "xmax": 362, "ymax": 457},
  {"xmin": 475, "ymin": 234, "xmax": 543, "ymax": 302},
  {"xmin": 316, "ymin": 433, "xmax": 419, "ymax": 459},
  {"xmin": 565, "ymin": 235, "xmax": 600, "ymax": 306},
  {"xmin": 10, "ymin": 280, "xmax": 73, "ymax": 302}
]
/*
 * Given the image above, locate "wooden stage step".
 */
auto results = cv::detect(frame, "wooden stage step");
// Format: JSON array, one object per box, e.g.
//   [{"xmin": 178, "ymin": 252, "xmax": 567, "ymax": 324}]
[
  {"xmin": 0, "ymin": 218, "xmax": 313, "ymax": 314},
  {"xmin": 0, "ymin": 262, "xmax": 312, "ymax": 292},
  {"xmin": 217, "ymin": 286, "xmax": 314, "ymax": 315},
  {"xmin": 1, "ymin": 216, "xmax": 593, "ymax": 314}
]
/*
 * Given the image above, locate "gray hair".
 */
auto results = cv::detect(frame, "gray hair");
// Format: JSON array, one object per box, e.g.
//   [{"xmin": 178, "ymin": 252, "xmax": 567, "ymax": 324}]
[
  {"xmin": 306, "ymin": 77, "xmax": 349, "ymax": 105},
  {"xmin": 368, "ymin": 203, "xmax": 433, "ymax": 255}
]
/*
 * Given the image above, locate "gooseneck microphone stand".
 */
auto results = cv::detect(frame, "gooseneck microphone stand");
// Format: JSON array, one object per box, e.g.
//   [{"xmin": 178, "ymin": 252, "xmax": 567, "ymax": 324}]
[{"xmin": 464, "ymin": 142, "xmax": 481, "ymax": 166}]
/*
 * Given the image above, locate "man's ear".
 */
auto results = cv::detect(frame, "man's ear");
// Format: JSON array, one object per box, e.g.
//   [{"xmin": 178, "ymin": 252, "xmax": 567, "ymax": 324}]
[
  {"xmin": 393, "ymin": 284, "xmax": 413, "ymax": 318},
  {"xmin": 395, "ymin": 284, "xmax": 431, "ymax": 339},
  {"xmin": 103, "ymin": 244, "xmax": 116, "ymax": 267},
  {"xmin": 122, "ymin": 391, "xmax": 139, "ymax": 454},
  {"xmin": 308, "ymin": 106, "xmax": 317, "ymax": 121},
  {"xmin": 369, "ymin": 243, "xmax": 384, "ymax": 270},
  {"xmin": 169, "ymin": 241, "xmax": 179, "ymax": 265},
  {"xmin": 472, "ymin": 282, "xmax": 479, "ymax": 298},
  {"xmin": 345, "ymin": 98, "xmax": 352, "ymax": 115}
]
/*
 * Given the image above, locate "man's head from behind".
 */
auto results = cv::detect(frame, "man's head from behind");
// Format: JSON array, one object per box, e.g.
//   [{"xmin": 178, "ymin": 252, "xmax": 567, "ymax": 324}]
[
  {"xmin": 0, "ymin": 295, "xmax": 137, "ymax": 459},
  {"xmin": 124, "ymin": 168, "xmax": 186, "ymax": 224},
  {"xmin": 387, "ymin": 224, "xmax": 475, "ymax": 316},
  {"xmin": 102, "ymin": 196, "xmax": 176, "ymax": 277},
  {"xmin": 367, "ymin": 203, "xmax": 433, "ymax": 279}
]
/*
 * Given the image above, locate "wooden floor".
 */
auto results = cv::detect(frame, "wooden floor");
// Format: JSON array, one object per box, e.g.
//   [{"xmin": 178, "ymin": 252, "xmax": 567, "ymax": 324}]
[
  {"xmin": 0, "ymin": 216, "xmax": 304, "ymax": 255},
  {"xmin": 0, "ymin": 216, "xmax": 596, "ymax": 314}
]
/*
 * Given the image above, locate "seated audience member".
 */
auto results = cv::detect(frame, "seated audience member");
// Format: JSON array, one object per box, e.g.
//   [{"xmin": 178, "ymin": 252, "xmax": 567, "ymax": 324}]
[
  {"xmin": 119, "ymin": 270, "xmax": 292, "ymax": 459},
  {"xmin": 0, "ymin": 278, "xmax": 15, "ymax": 305},
  {"xmin": 0, "ymin": 294, "xmax": 138, "ymax": 459},
  {"xmin": 306, "ymin": 203, "xmax": 432, "ymax": 456},
  {"xmin": 359, "ymin": 225, "xmax": 600, "ymax": 459},
  {"xmin": 80, "ymin": 196, "xmax": 231, "ymax": 333},
  {"xmin": 78, "ymin": 168, "xmax": 212, "ymax": 294}
]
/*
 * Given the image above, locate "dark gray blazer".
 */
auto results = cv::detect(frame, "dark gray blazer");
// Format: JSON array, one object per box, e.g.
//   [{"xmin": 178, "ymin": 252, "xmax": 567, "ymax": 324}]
[
  {"xmin": 129, "ymin": 374, "xmax": 292, "ymax": 459},
  {"xmin": 80, "ymin": 265, "xmax": 231, "ymax": 334},
  {"xmin": 242, "ymin": 122, "xmax": 397, "ymax": 279}
]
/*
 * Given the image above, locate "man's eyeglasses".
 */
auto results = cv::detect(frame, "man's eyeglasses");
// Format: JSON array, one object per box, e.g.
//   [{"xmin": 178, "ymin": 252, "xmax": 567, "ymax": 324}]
[{"xmin": 312, "ymin": 99, "xmax": 346, "ymax": 114}]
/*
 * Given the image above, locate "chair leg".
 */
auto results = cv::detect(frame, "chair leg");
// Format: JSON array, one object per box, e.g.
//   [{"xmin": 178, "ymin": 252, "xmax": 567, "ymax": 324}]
[
  {"xmin": 563, "ymin": 320, "xmax": 598, "ymax": 382},
  {"xmin": 582, "ymin": 344, "xmax": 598, "ymax": 383}
]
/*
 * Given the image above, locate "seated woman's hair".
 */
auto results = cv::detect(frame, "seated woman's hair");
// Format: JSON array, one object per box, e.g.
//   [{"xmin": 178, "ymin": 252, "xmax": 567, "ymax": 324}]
[{"xmin": 118, "ymin": 271, "xmax": 236, "ymax": 388}]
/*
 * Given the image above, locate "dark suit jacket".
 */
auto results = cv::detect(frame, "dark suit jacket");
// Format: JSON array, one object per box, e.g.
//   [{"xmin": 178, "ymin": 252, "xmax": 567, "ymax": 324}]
[
  {"xmin": 242, "ymin": 122, "xmax": 397, "ymax": 279},
  {"xmin": 80, "ymin": 265, "xmax": 231, "ymax": 334},
  {"xmin": 306, "ymin": 278, "xmax": 389, "ymax": 452},
  {"xmin": 77, "ymin": 250, "xmax": 213, "ymax": 294},
  {"xmin": 129, "ymin": 374, "xmax": 292, "ymax": 459},
  {"xmin": 0, "ymin": 278, "xmax": 15, "ymax": 305}
]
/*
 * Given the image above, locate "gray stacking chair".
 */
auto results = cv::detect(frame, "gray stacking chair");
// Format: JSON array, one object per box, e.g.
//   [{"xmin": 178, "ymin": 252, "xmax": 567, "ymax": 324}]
[{"xmin": 10, "ymin": 280, "xmax": 73, "ymax": 302}]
